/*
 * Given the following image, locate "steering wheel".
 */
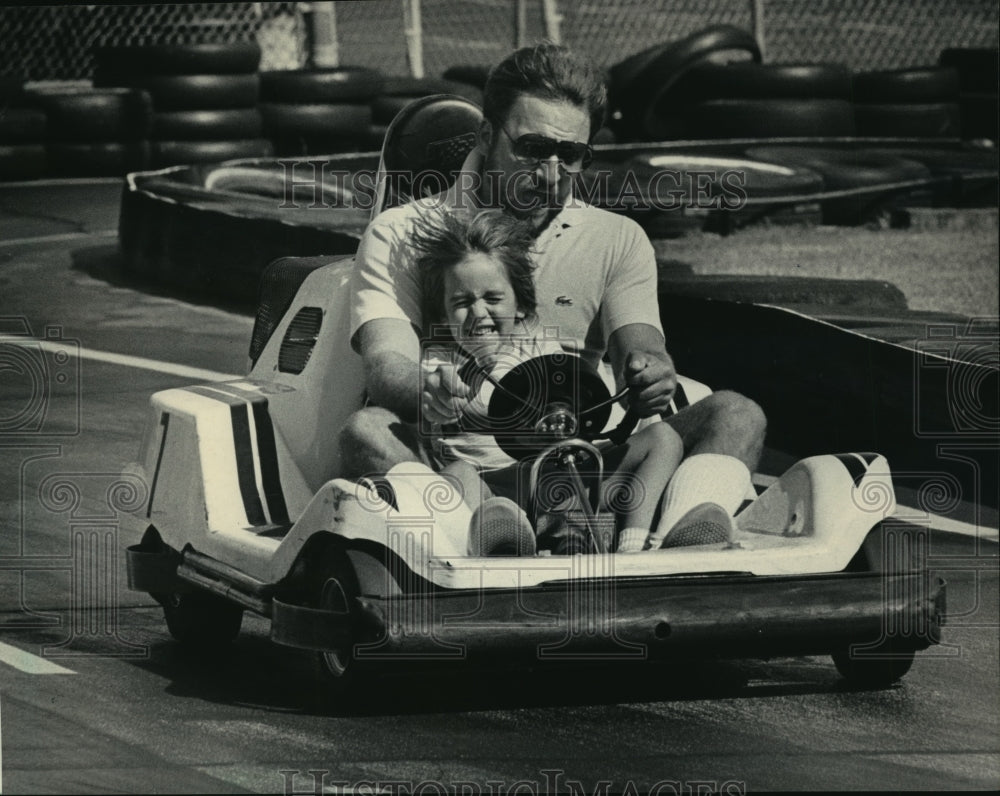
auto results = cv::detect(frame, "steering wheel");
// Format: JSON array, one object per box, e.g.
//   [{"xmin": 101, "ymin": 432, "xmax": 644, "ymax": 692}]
[{"xmin": 474, "ymin": 353, "xmax": 641, "ymax": 460}]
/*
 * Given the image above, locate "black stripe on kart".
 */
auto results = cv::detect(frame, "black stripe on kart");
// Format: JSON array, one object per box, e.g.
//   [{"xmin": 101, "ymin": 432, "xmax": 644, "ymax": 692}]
[
  {"xmin": 186, "ymin": 386, "xmax": 267, "ymax": 526},
  {"xmin": 252, "ymin": 401, "xmax": 290, "ymax": 525},
  {"xmin": 834, "ymin": 453, "xmax": 868, "ymax": 487},
  {"xmin": 231, "ymin": 402, "xmax": 267, "ymax": 526},
  {"xmin": 858, "ymin": 452, "xmax": 881, "ymax": 465},
  {"xmin": 146, "ymin": 412, "xmax": 169, "ymax": 519}
]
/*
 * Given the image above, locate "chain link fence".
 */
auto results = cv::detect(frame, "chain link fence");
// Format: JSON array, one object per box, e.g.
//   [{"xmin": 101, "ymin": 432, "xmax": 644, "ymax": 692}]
[{"xmin": 0, "ymin": 1, "xmax": 996, "ymax": 82}]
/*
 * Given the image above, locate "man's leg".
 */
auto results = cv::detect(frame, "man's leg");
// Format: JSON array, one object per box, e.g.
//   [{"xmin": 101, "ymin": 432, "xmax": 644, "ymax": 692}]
[
  {"xmin": 338, "ymin": 406, "xmax": 431, "ymax": 480},
  {"xmin": 649, "ymin": 390, "xmax": 766, "ymax": 548},
  {"xmin": 661, "ymin": 389, "xmax": 766, "ymax": 468}
]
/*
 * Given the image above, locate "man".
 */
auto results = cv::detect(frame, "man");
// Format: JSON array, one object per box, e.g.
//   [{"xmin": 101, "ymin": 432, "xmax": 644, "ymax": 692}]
[{"xmin": 341, "ymin": 42, "xmax": 766, "ymax": 549}]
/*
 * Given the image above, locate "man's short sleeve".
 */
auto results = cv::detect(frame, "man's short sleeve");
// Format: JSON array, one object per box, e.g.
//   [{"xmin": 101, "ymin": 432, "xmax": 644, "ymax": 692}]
[
  {"xmin": 349, "ymin": 207, "xmax": 423, "ymax": 351},
  {"xmin": 600, "ymin": 216, "xmax": 663, "ymax": 341}
]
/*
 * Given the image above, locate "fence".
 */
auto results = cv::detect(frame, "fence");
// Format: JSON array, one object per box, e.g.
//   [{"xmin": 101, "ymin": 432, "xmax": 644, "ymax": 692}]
[{"xmin": 1, "ymin": 1, "xmax": 996, "ymax": 82}]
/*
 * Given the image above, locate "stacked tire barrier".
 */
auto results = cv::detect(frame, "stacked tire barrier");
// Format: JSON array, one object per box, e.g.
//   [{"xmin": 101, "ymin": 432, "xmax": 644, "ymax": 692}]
[
  {"xmin": 0, "ymin": 75, "xmax": 47, "ymax": 180},
  {"xmin": 260, "ymin": 67, "xmax": 384, "ymax": 156},
  {"xmin": 371, "ymin": 76, "xmax": 483, "ymax": 145},
  {"xmin": 25, "ymin": 86, "xmax": 152, "ymax": 177},
  {"xmin": 94, "ymin": 42, "xmax": 273, "ymax": 168},
  {"xmin": 608, "ymin": 27, "xmax": 998, "ymax": 147},
  {"xmin": 852, "ymin": 66, "xmax": 962, "ymax": 138}
]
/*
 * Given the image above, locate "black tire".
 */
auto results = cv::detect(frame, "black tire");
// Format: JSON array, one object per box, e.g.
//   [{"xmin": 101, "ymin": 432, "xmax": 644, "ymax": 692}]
[
  {"xmin": 939, "ymin": 47, "xmax": 999, "ymax": 93},
  {"xmin": 854, "ymin": 102, "xmax": 962, "ymax": 138},
  {"xmin": 744, "ymin": 145, "xmax": 932, "ymax": 224},
  {"xmin": 0, "ymin": 108, "xmax": 46, "ymax": 144},
  {"xmin": 684, "ymin": 98, "xmax": 856, "ymax": 138},
  {"xmin": 366, "ymin": 123, "xmax": 389, "ymax": 151},
  {"xmin": 832, "ymin": 643, "xmax": 916, "ymax": 688},
  {"xmin": 852, "ymin": 67, "xmax": 961, "ymax": 103},
  {"xmin": 960, "ymin": 93, "xmax": 998, "ymax": 141},
  {"xmin": 622, "ymin": 152, "xmax": 824, "ymax": 204},
  {"xmin": 133, "ymin": 73, "xmax": 260, "ymax": 111},
  {"xmin": 150, "ymin": 138, "xmax": 274, "ymax": 167},
  {"xmin": 744, "ymin": 146, "xmax": 932, "ymax": 190},
  {"xmin": 260, "ymin": 102, "xmax": 372, "ymax": 137},
  {"xmin": 442, "ymin": 64, "xmax": 492, "ymax": 89},
  {"xmin": 46, "ymin": 141, "xmax": 150, "ymax": 177},
  {"xmin": 371, "ymin": 94, "xmax": 418, "ymax": 125},
  {"xmin": 156, "ymin": 590, "xmax": 244, "ymax": 647},
  {"xmin": 0, "ymin": 75, "xmax": 25, "ymax": 105},
  {"xmin": 380, "ymin": 76, "xmax": 481, "ymax": 99},
  {"xmin": 609, "ymin": 24, "xmax": 762, "ymax": 139},
  {"xmin": 670, "ymin": 61, "xmax": 853, "ymax": 101},
  {"xmin": 26, "ymin": 88, "xmax": 152, "ymax": 142},
  {"xmin": 863, "ymin": 145, "xmax": 998, "ymax": 205},
  {"xmin": 271, "ymin": 134, "xmax": 371, "ymax": 157},
  {"xmin": 260, "ymin": 67, "xmax": 384, "ymax": 103},
  {"xmin": 152, "ymin": 108, "xmax": 263, "ymax": 140},
  {"xmin": 0, "ymin": 144, "xmax": 46, "ymax": 180},
  {"xmin": 310, "ymin": 547, "xmax": 366, "ymax": 705},
  {"xmin": 204, "ymin": 165, "xmax": 355, "ymax": 207},
  {"xmin": 93, "ymin": 42, "xmax": 261, "ymax": 77}
]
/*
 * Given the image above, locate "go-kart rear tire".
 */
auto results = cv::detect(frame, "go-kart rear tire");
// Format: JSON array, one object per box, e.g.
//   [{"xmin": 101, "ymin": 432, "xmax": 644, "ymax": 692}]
[
  {"xmin": 832, "ymin": 644, "xmax": 915, "ymax": 688},
  {"xmin": 157, "ymin": 591, "xmax": 243, "ymax": 647}
]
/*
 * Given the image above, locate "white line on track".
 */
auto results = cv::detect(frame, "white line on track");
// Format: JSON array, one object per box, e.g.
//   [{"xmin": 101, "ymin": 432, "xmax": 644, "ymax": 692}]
[
  {"xmin": 0, "ymin": 641, "xmax": 75, "ymax": 675},
  {"xmin": 0, "ymin": 230, "xmax": 118, "ymax": 248},
  {"xmin": 0, "ymin": 334, "xmax": 241, "ymax": 382}
]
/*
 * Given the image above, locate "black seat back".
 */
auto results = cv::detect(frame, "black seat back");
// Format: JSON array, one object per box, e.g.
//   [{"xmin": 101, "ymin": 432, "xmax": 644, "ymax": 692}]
[{"xmin": 372, "ymin": 94, "xmax": 483, "ymax": 218}]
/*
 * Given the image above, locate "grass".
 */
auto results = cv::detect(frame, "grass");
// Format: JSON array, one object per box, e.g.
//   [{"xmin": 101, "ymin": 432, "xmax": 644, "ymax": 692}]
[{"xmin": 653, "ymin": 215, "xmax": 999, "ymax": 319}]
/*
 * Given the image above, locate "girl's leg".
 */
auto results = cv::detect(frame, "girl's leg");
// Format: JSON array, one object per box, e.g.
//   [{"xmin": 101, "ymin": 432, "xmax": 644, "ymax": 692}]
[
  {"xmin": 600, "ymin": 422, "xmax": 683, "ymax": 533},
  {"xmin": 440, "ymin": 460, "xmax": 493, "ymax": 510}
]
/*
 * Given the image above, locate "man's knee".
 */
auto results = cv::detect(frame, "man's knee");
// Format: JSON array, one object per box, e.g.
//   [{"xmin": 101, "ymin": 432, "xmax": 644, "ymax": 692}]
[
  {"xmin": 340, "ymin": 406, "xmax": 402, "ymax": 449},
  {"xmin": 706, "ymin": 390, "xmax": 766, "ymax": 439}
]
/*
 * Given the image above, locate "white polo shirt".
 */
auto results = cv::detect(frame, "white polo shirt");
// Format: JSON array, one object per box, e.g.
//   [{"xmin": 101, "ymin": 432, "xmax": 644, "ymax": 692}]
[{"xmin": 349, "ymin": 149, "xmax": 663, "ymax": 371}]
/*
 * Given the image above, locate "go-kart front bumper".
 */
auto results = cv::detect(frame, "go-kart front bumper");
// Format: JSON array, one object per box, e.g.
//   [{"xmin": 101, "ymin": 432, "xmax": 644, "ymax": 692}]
[{"xmin": 271, "ymin": 570, "xmax": 945, "ymax": 665}]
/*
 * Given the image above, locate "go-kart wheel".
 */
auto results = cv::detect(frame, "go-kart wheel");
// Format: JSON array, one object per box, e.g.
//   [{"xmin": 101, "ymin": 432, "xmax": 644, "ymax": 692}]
[
  {"xmin": 831, "ymin": 643, "xmax": 915, "ymax": 688},
  {"xmin": 311, "ymin": 548, "xmax": 367, "ymax": 702},
  {"xmin": 156, "ymin": 590, "xmax": 243, "ymax": 648}
]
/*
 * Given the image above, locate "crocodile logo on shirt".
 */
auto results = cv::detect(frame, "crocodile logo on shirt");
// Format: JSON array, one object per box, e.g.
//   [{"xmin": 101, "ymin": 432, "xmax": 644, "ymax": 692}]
[{"xmin": 555, "ymin": 296, "xmax": 573, "ymax": 306}]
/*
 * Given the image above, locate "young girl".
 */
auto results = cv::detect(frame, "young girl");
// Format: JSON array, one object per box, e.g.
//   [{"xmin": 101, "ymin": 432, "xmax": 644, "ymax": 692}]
[{"xmin": 409, "ymin": 208, "xmax": 683, "ymax": 555}]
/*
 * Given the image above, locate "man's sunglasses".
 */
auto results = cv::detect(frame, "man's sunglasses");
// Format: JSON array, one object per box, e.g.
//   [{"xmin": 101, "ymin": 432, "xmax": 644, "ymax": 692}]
[{"xmin": 500, "ymin": 126, "xmax": 593, "ymax": 172}]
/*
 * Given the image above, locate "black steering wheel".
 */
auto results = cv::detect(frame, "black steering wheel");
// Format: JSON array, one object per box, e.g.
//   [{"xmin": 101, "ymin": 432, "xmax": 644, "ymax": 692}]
[{"xmin": 470, "ymin": 353, "xmax": 641, "ymax": 460}]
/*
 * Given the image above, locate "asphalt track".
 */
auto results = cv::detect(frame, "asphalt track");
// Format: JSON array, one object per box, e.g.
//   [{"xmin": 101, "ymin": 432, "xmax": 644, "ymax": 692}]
[{"xmin": 0, "ymin": 180, "xmax": 998, "ymax": 793}]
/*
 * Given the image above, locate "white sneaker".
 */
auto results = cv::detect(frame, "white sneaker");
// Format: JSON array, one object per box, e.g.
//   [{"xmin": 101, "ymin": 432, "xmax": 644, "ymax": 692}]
[
  {"xmin": 660, "ymin": 502, "xmax": 733, "ymax": 549},
  {"xmin": 468, "ymin": 497, "xmax": 536, "ymax": 557}
]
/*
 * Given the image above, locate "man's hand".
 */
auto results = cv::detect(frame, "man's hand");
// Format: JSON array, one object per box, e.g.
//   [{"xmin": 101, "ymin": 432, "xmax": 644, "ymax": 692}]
[
  {"xmin": 624, "ymin": 350, "xmax": 676, "ymax": 417},
  {"xmin": 421, "ymin": 361, "xmax": 473, "ymax": 425}
]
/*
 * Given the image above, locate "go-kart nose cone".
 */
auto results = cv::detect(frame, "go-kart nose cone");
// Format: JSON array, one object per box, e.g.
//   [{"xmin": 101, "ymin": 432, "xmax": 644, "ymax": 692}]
[{"xmin": 485, "ymin": 353, "xmax": 612, "ymax": 459}]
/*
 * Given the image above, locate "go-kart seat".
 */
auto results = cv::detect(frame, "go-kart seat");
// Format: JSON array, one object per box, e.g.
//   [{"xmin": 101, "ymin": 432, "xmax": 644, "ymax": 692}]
[
  {"xmin": 243, "ymin": 95, "xmax": 485, "ymax": 504},
  {"xmin": 371, "ymin": 93, "xmax": 483, "ymax": 218}
]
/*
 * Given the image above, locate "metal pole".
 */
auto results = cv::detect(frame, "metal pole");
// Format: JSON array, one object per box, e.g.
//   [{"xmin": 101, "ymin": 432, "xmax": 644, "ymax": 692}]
[
  {"xmin": 542, "ymin": 0, "xmax": 562, "ymax": 44},
  {"xmin": 402, "ymin": 0, "xmax": 425, "ymax": 78},
  {"xmin": 750, "ymin": 0, "xmax": 767, "ymax": 62},
  {"xmin": 308, "ymin": 1, "xmax": 339, "ymax": 68}
]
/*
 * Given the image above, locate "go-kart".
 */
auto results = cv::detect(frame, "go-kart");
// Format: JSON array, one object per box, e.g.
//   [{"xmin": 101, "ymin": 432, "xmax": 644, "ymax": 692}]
[{"xmin": 124, "ymin": 95, "xmax": 945, "ymax": 699}]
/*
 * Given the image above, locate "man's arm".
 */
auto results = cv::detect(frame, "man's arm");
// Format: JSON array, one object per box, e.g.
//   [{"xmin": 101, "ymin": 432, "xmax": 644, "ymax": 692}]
[
  {"xmin": 607, "ymin": 322, "xmax": 677, "ymax": 418},
  {"xmin": 356, "ymin": 318, "xmax": 423, "ymax": 423},
  {"xmin": 357, "ymin": 318, "xmax": 473, "ymax": 426}
]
